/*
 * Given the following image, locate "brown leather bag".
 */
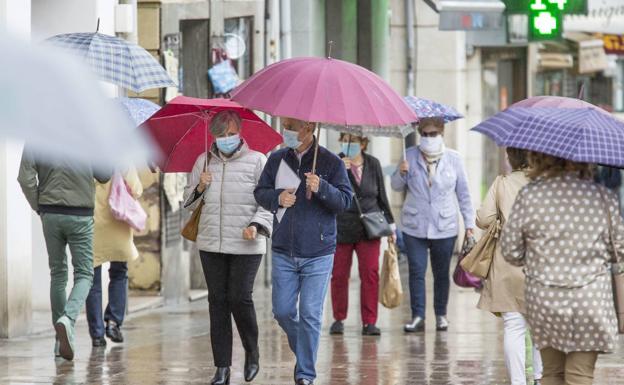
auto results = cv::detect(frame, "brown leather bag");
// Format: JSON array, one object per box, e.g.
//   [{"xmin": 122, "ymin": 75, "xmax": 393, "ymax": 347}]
[
  {"xmin": 460, "ymin": 180, "xmax": 502, "ymax": 279},
  {"xmin": 601, "ymin": 189, "xmax": 624, "ymax": 334},
  {"xmin": 181, "ymin": 153, "xmax": 211, "ymax": 242}
]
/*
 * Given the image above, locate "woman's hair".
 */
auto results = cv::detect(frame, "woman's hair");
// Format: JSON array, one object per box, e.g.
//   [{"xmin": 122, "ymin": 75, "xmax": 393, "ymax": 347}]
[
  {"xmin": 417, "ymin": 117, "xmax": 445, "ymax": 134},
  {"xmin": 527, "ymin": 151, "xmax": 593, "ymax": 180},
  {"xmin": 506, "ymin": 147, "xmax": 529, "ymax": 171},
  {"xmin": 339, "ymin": 132, "xmax": 369, "ymax": 151},
  {"xmin": 210, "ymin": 110, "xmax": 242, "ymax": 137}
]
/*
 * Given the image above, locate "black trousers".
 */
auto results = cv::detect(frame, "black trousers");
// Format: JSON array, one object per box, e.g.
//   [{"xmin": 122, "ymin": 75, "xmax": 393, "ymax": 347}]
[{"xmin": 199, "ymin": 251, "xmax": 263, "ymax": 367}]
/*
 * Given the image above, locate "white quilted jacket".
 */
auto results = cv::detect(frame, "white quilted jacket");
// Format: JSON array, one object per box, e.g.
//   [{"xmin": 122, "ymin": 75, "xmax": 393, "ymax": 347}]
[{"xmin": 183, "ymin": 143, "xmax": 273, "ymax": 255}]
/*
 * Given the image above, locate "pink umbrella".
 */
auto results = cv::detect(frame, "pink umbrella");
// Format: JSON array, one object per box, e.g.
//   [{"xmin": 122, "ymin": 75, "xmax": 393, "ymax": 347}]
[
  {"xmin": 231, "ymin": 56, "xmax": 417, "ymax": 197},
  {"xmin": 231, "ymin": 57, "xmax": 417, "ymax": 126},
  {"xmin": 143, "ymin": 96, "xmax": 283, "ymax": 173},
  {"xmin": 511, "ymin": 95, "xmax": 612, "ymax": 116}
]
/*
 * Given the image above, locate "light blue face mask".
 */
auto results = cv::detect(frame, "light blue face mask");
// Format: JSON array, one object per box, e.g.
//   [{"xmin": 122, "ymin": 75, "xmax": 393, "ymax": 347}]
[
  {"xmin": 216, "ymin": 134, "xmax": 241, "ymax": 154},
  {"xmin": 341, "ymin": 142, "xmax": 361, "ymax": 158},
  {"xmin": 282, "ymin": 129, "xmax": 302, "ymax": 149}
]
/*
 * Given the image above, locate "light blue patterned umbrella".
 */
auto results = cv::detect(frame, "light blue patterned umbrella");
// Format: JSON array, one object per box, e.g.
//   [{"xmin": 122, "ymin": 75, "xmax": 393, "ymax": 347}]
[
  {"xmin": 47, "ymin": 32, "xmax": 176, "ymax": 93},
  {"xmin": 117, "ymin": 97, "xmax": 160, "ymax": 126},
  {"xmin": 404, "ymin": 96, "xmax": 463, "ymax": 123}
]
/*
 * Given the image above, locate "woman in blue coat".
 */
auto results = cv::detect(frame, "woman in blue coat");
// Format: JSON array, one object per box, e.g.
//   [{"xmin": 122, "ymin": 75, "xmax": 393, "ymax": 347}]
[{"xmin": 391, "ymin": 117, "xmax": 475, "ymax": 332}]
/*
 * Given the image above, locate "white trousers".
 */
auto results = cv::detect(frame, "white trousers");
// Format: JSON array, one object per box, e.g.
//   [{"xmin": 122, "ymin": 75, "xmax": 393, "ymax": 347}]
[{"xmin": 502, "ymin": 312, "xmax": 543, "ymax": 385}]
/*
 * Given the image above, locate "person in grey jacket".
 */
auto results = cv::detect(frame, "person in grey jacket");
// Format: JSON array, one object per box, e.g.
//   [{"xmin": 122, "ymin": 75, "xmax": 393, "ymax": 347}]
[
  {"xmin": 391, "ymin": 118, "xmax": 475, "ymax": 333},
  {"xmin": 183, "ymin": 110, "xmax": 273, "ymax": 385},
  {"xmin": 17, "ymin": 147, "xmax": 110, "ymax": 361}
]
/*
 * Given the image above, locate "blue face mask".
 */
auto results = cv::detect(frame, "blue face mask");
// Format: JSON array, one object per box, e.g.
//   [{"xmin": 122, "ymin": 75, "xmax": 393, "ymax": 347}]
[
  {"xmin": 341, "ymin": 142, "xmax": 361, "ymax": 158},
  {"xmin": 216, "ymin": 134, "xmax": 241, "ymax": 154},
  {"xmin": 282, "ymin": 129, "xmax": 302, "ymax": 149}
]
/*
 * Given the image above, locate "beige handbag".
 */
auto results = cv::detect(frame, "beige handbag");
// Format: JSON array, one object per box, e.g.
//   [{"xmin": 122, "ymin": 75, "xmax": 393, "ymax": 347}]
[
  {"xmin": 181, "ymin": 153, "xmax": 211, "ymax": 242},
  {"xmin": 460, "ymin": 181, "xmax": 502, "ymax": 279},
  {"xmin": 601, "ymin": 189, "xmax": 624, "ymax": 334},
  {"xmin": 379, "ymin": 241, "xmax": 403, "ymax": 309}
]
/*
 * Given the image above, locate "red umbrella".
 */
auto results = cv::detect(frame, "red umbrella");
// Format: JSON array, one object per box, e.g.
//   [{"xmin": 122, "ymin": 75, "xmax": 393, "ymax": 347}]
[{"xmin": 143, "ymin": 96, "xmax": 283, "ymax": 173}]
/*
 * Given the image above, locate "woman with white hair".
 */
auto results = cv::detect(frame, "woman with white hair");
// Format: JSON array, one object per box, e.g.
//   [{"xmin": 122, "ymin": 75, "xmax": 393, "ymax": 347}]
[{"xmin": 183, "ymin": 110, "xmax": 273, "ymax": 385}]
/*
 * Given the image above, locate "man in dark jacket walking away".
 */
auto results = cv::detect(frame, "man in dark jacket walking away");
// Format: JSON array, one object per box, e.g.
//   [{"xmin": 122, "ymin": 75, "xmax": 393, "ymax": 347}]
[
  {"xmin": 254, "ymin": 118, "xmax": 352, "ymax": 385},
  {"xmin": 18, "ymin": 147, "xmax": 110, "ymax": 361}
]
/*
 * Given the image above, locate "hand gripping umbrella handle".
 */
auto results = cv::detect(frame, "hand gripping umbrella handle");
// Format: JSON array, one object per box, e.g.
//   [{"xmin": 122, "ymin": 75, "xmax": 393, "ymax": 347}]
[{"xmin": 306, "ymin": 123, "xmax": 321, "ymax": 200}]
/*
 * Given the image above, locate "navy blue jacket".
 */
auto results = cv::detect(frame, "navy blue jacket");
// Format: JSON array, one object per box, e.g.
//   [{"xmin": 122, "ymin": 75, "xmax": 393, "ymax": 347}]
[{"xmin": 254, "ymin": 141, "xmax": 353, "ymax": 258}]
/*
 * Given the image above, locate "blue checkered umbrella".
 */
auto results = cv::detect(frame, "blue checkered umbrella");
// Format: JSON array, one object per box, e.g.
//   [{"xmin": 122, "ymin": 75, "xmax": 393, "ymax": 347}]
[
  {"xmin": 472, "ymin": 107, "xmax": 624, "ymax": 167},
  {"xmin": 47, "ymin": 32, "xmax": 176, "ymax": 93},
  {"xmin": 404, "ymin": 96, "xmax": 463, "ymax": 123},
  {"xmin": 117, "ymin": 97, "xmax": 160, "ymax": 126}
]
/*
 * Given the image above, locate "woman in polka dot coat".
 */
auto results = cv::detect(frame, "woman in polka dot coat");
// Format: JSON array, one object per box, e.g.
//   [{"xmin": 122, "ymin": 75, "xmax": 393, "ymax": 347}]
[{"xmin": 501, "ymin": 152, "xmax": 622, "ymax": 385}]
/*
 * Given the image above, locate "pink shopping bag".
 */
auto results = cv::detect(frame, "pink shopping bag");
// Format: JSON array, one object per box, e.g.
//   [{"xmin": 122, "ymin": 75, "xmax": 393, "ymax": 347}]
[{"xmin": 108, "ymin": 173, "xmax": 147, "ymax": 232}]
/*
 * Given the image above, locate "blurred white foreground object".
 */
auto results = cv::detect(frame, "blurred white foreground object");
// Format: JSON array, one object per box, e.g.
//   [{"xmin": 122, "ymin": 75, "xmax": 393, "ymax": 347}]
[{"xmin": 0, "ymin": 35, "xmax": 155, "ymax": 166}]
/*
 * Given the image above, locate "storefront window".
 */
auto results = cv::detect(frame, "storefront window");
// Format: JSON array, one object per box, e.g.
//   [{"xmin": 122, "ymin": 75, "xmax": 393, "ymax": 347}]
[
  {"xmin": 224, "ymin": 17, "xmax": 253, "ymax": 80},
  {"xmin": 536, "ymin": 71, "xmax": 564, "ymax": 96},
  {"xmin": 614, "ymin": 60, "xmax": 624, "ymax": 112}
]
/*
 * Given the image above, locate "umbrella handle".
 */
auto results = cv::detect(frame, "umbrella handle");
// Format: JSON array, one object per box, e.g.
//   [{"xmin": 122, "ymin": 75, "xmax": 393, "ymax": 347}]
[{"xmin": 306, "ymin": 123, "xmax": 321, "ymax": 200}]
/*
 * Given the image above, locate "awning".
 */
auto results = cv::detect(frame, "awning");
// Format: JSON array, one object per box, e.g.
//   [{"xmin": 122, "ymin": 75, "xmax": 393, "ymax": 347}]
[
  {"xmin": 537, "ymin": 52, "xmax": 574, "ymax": 70},
  {"xmin": 565, "ymin": 32, "xmax": 609, "ymax": 74}
]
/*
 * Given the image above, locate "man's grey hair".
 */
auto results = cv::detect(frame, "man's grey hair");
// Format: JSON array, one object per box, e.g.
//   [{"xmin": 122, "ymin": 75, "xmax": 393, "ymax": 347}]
[{"xmin": 210, "ymin": 110, "xmax": 242, "ymax": 137}]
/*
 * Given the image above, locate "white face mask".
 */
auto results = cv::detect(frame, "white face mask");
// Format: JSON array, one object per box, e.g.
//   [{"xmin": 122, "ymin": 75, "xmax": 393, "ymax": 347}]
[{"xmin": 419, "ymin": 136, "xmax": 444, "ymax": 154}]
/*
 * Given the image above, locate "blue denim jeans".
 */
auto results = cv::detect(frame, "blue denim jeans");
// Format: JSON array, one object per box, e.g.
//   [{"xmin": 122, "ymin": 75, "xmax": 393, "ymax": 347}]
[
  {"xmin": 403, "ymin": 234, "xmax": 457, "ymax": 319},
  {"xmin": 85, "ymin": 262, "xmax": 128, "ymax": 338},
  {"xmin": 272, "ymin": 252, "xmax": 334, "ymax": 382}
]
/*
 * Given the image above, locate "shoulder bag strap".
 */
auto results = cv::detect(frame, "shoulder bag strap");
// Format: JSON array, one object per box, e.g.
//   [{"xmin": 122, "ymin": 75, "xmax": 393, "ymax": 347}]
[
  {"xmin": 346, "ymin": 169, "xmax": 364, "ymax": 217},
  {"xmin": 599, "ymin": 188, "xmax": 619, "ymax": 264}
]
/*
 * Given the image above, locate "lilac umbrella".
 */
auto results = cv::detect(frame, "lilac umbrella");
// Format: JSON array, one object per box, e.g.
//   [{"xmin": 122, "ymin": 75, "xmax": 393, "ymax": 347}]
[
  {"xmin": 472, "ymin": 96, "xmax": 624, "ymax": 167},
  {"xmin": 404, "ymin": 96, "xmax": 463, "ymax": 123}
]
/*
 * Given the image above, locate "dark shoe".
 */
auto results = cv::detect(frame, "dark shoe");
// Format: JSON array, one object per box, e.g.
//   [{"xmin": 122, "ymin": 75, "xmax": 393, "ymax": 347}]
[
  {"xmin": 329, "ymin": 321, "xmax": 344, "ymax": 335},
  {"xmin": 210, "ymin": 367, "xmax": 230, "ymax": 385},
  {"xmin": 92, "ymin": 337, "xmax": 107, "ymax": 347},
  {"xmin": 106, "ymin": 321, "xmax": 124, "ymax": 343},
  {"xmin": 436, "ymin": 316, "xmax": 449, "ymax": 331},
  {"xmin": 295, "ymin": 379, "xmax": 313, "ymax": 385},
  {"xmin": 404, "ymin": 317, "xmax": 425, "ymax": 333},
  {"xmin": 244, "ymin": 350, "xmax": 259, "ymax": 382},
  {"xmin": 362, "ymin": 324, "xmax": 381, "ymax": 336}
]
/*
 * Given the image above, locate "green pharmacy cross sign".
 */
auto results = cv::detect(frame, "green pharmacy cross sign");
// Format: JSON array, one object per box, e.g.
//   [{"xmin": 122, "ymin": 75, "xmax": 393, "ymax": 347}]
[{"xmin": 504, "ymin": 0, "xmax": 587, "ymax": 41}]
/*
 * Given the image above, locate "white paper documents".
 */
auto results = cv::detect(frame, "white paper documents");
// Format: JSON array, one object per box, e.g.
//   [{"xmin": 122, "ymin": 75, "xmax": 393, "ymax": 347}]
[{"xmin": 275, "ymin": 159, "xmax": 301, "ymax": 222}]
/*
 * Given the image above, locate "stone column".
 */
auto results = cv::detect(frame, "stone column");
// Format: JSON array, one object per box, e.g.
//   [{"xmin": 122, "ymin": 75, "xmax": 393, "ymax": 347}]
[{"xmin": 0, "ymin": 0, "xmax": 32, "ymax": 339}]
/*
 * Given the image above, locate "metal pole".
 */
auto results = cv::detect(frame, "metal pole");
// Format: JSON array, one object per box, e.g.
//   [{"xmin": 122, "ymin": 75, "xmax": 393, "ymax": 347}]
[
  {"xmin": 280, "ymin": 0, "xmax": 292, "ymax": 59},
  {"xmin": 406, "ymin": 0, "xmax": 415, "ymax": 97}
]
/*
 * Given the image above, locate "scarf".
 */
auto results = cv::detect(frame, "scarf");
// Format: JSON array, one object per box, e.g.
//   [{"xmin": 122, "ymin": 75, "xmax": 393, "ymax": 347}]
[{"xmin": 420, "ymin": 143, "xmax": 445, "ymax": 187}]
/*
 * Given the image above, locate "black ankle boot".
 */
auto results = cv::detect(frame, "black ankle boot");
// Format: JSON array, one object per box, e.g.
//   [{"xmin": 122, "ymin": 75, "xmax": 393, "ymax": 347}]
[
  {"xmin": 210, "ymin": 367, "xmax": 230, "ymax": 385},
  {"xmin": 244, "ymin": 350, "xmax": 259, "ymax": 382}
]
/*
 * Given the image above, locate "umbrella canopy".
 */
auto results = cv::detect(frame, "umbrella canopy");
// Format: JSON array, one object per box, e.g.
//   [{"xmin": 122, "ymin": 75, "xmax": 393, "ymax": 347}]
[
  {"xmin": 143, "ymin": 96, "xmax": 283, "ymax": 173},
  {"xmin": 319, "ymin": 123, "xmax": 414, "ymax": 138},
  {"xmin": 404, "ymin": 96, "xmax": 463, "ymax": 123},
  {"xmin": 117, "ymin": 97, "xmax": 160, "ymax": 126},
  {"xmin": 510, "ymin": 95, "xmax": 611, "ymax": 113},
  {"xmin": 46, "ymin": 32, "xmax": 176, "ymax": 93},
  {"xmin": 0, "ymin": 35, "xmax": 152, "ymax": 166},
  {"xmin": 231, "ymin": 57, "xmax": 417, "ymax": 127},
  {"xmin": 471, "ymin": 96, "xmax": 624, "ymax": 167}
]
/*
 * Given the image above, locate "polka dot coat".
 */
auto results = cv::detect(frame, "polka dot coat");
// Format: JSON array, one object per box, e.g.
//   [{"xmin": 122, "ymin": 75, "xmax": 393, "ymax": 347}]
[{"xmin": 501, "ymin": 175, "xmax": 621, "ymax": 353}]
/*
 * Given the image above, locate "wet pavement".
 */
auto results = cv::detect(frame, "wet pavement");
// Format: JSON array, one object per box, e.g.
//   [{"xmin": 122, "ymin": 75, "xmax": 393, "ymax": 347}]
[{"xmin": 1, "ymin": 260, "xmax": 624, "ymax": 385}]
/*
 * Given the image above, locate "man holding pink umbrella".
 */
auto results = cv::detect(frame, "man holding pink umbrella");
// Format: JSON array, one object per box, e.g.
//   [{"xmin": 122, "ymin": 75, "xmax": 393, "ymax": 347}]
[
  {"xmin": 233, "ymin": 55, "xmax": 417, "ymax": 385},
  {"xmin": 254, "ymin": 117, "xmax": 352, "ymax": 385}
]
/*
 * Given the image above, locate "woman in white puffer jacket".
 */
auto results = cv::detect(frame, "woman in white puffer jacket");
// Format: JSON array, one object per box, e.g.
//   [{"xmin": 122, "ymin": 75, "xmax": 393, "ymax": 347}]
[{"xmin": 183, "ymin": 110, "xmax": 273, "ymax": 385}]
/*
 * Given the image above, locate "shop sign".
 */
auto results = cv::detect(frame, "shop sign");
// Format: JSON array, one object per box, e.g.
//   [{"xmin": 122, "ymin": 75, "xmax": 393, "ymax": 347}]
[
  {"xmin": 603, "ymin": 34, "xmax": 624, "ymax": 55},
  {"xmin": 438, "ymin": 1, "xmax": 506, "ymax": 31},
  {"xmin": 504, "ymin": 0, "xmax": 588, "ymax": 40}
]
